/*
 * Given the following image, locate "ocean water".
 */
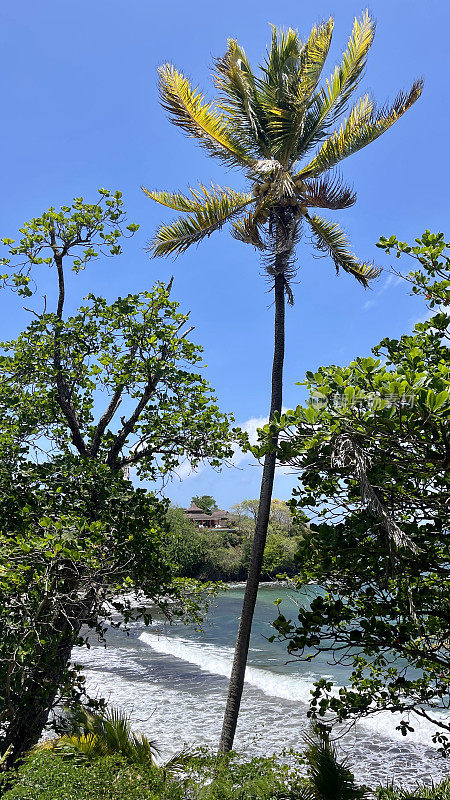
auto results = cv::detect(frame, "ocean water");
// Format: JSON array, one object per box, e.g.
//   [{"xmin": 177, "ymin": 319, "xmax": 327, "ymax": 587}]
[{"xmin": 75, "ymin": 584, "xmax": 448, "ymax": 788}]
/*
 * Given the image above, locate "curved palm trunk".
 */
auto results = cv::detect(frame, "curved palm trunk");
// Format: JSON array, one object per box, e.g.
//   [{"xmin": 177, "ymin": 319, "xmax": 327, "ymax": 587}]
[{"xmin": 219, "ymin": 267, "xmax": 286, "ymax": 753}]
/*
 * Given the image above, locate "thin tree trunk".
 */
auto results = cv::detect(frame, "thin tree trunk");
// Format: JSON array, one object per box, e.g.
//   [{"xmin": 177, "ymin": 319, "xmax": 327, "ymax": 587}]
[{"xmin": 218, "ymin": 268, "xmax": 285, "ymax": 753}]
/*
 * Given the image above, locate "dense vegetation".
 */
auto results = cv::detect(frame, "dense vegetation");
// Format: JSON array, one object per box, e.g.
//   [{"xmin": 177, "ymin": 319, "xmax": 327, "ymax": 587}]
[
  {"xmin": 2, "ymin": 740, "xmax": 449, "ymax": 799},
  {"xmin": 0, "ymin": 194, "xmax": 233, "ymax": 771},
  {"xmin": 259, "ymin": 233, "xmax": 450, "ymax": 751},
  {"xmin": 3, "ymin": 710, "xmax": 448, "ymax": 800},
  {"xmin": 165, "ymin": 499, "xmax": 305, "ymax": 581}
]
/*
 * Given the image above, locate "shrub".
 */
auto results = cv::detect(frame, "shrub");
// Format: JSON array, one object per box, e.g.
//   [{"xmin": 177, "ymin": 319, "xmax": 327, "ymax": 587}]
[
  {"xmin": 164, "ymin": 508, "xmax": 207, "ymax": 578},
  {"xmin": 376, "ymin": 780, "xmax": 450, "ymax": 800},
  {"xmin": 38, "ymin": 706, "xmax": 159, "ymax": 765},
  {"xmin": 178, "ymin": 748, "xmax": 307, "ymax": 800},
  {"xmin": 2, "ymin": 747, "xmax": 449, "ymax": 800},
  {"xmin": 201, "ymin": 532, "xmax": 245, "ymax": 581},
  {"xmin": 0, "ymin": 752, "xmax": 181, "ymax": 800},
  {"xmin": 0, "ymin": 748, "xmax": 305, "ymax": 800}
]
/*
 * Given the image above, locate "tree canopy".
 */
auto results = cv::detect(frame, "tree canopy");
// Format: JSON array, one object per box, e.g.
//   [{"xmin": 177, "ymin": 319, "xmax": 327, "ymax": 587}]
[
  {"xmin": 0, "ymin": 190, "xmax": 233, "ymax": 478},
  {"xmin": 192, "ymin": 496, "xmax": 218, "ymax": 513},
  {"xmin": 144, "ymin": 12, "xmax": 421, "ymax": 295},
  {"xmin": 230, "ymin": 498, "xmax": 297, "ymax": 533},
  {"xmin": 260, "ymin": 232, "xmax": 450, "ymax": 751},
  {"xmin": 0, "ymin": 190, "xmax": 234, "ymax": 768}
]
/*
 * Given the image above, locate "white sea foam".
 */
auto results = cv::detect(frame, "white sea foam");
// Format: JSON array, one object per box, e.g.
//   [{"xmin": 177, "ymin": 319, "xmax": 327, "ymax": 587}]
[
  {"xmin": 140, "ymin": 632, "xmax": 316, "ymax": 704},
  {"xmin": 75, "ymin": 633, "xmax": 446, "ymax": 786},
  {"xmin": 139, "ymin": 632, "xmax": 445, "ymax": 750}
]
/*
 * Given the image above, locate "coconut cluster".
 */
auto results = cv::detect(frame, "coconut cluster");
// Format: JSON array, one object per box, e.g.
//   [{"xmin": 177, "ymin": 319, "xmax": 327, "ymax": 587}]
[{"xmin": 252, "ymin": 176, "xmax": 308, "ymax": 223}]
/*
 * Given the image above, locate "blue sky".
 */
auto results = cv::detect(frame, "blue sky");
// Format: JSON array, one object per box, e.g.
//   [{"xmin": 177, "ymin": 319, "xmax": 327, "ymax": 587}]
[{"xmin": 0, "ymin": 0, "xmax": 447, "ymax": 509}]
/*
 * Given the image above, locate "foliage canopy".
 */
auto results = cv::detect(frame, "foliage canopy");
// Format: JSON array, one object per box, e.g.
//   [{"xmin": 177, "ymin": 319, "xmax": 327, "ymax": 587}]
[
  {"xmin": 0, "ymin": 190, "xmax": 233, "ymax": 768},
  {"xmin": 144, "ymin": 12, "xmax": 421, "ymax": 298},
  {"xmin": 260, "ymin": 232, "xmax": 450, "ymax": 750},
  {"xmin": 192, "ymin": 495, "xmax": 218, "ymax": 513}
]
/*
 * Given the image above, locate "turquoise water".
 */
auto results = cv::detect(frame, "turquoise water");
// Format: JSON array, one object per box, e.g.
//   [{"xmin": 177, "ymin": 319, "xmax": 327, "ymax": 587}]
[{"xmin": 75, "ymin": 584, "xmax": 447, "ymax": 787}]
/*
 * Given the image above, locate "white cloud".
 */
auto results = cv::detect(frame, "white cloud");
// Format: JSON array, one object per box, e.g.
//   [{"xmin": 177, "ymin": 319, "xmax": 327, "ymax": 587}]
[
  {"xmin": 410, "ymin": 311, "xmax": 431, "ymax": 330},
  {"xmin": 408, "ymin": 308, "xmax": 441, "ymax": 333},
  {"xmin": 232, "ymin": 410, "xmax": 295, "ymax": 475},
  {"xmin": 168, "ymin": 417, "xmax": 266, "ymax": 484},
  {"xmin": 231, "ymin": 415, "xmax": 267, "ymax": 468},
  {"xmin": 170, "ymin": 409, "xmax": 296, "ymax": 485},
  {"xmin": 172, "ymin": 458, "xmax": 205, "ymax": 482},
  {"xmin": 362, "ymin": 274, "xmax": 404, "ymax": 311},
  {"xmin": 378, "ymin": 274, "xmax": 394, "ymax": 294}
]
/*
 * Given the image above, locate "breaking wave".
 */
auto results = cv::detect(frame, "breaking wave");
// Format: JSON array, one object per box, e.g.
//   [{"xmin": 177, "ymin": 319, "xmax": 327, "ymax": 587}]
[{"xmin": 139, "ymin": 631, "xmax": 445, "ymax": 749}]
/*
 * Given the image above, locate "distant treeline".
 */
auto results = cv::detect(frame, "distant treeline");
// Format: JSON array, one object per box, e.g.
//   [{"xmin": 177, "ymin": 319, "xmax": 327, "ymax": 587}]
[{"xmin": 164, "ymin": 499, "xmax": 306, "ymax": 581}]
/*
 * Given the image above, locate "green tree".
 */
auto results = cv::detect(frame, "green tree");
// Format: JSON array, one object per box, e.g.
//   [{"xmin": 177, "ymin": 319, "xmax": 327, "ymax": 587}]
[
  {"xmin": 144, "ymin": 13, "xmax": 422, "ymax": 751},
  {"xmin": 233, "ymin": 499, "xmax": 304, "ymax": 577},
  {"xmin": 230, "ymin": 499, "xmax": 260, "ymax": 526},
  {"xmin": 260, "ymin": 532, "xmax": 299, "ymax": 576},
  {"xmin": 267, "ymin": 232, "xmax": 450, "ymax": 751},
  {"xmin": 192, "ymin": 495, "xmax": 218, "ymax": 513},
  {"xmin": 269, "ymin": 498, "xmax": 296, "ymax": 533},
  {"xmin": 231, "ymin": 498, "xmax": 297, "ymax": 534},
  {"xmin": 0, "ymin": 191, "xmax": 233, "ymax": 770},
  {"xmin": 165, "ymin": 506, "xmax": 207, "ymax": 577},
  {"xmin": 0, "ymin": 459, "xmax": 177, "ymax": 774}
]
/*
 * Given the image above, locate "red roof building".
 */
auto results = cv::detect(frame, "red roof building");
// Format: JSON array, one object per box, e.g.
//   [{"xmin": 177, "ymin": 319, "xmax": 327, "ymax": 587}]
[{"xmin": 183, "ymin": 504, "xmax": 234, "ymax": 530}]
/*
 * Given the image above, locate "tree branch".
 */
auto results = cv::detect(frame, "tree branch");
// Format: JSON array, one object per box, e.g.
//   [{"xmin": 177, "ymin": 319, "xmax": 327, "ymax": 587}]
[
  {"xmin": 89, "ymin": 391, "xmax": 123, "ymax": 457},
  {"xmin": 88, "ymin": 346, "xmax": 139, "ymax": 456},
  {"xmin": 106, "ymin": 374, "xmax": 159, "ymax": 469},
  {"xmin": 49, "ymin": 226, "xmax": 87, "ymax": 456}
]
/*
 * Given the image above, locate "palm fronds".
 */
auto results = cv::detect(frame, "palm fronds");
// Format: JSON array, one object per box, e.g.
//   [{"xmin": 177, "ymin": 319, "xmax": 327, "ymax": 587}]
[
  {"xmin": 258, "ymin": 27, "xmax": 305, "ymax": 164},
  {"xmin": 143, "ymin": 182, "xmax": 249, "ymax": 213},
  {"xmin": 297, "ymin": 11, "xmax": 376, "ymax": 155},
  {"xmin": 158, "ymin": 64, "xmax": 252, "ymax": 168},
  {"xmin": 232, "ymin": 212, "xmax": 266, "ymax": 249},
  {"xmin": 324, "ymin": 11, "xmax": 376, "ymax": 116},
  {"xmin": 297, "ymin": 18, "xmax": 335, "ymax": 103},
  {"xmin": 307, "ymin": 214, "xmax": 381, "ymax": 286},
  {"xmin": 266, "ymin": 19, "xmax": 335, "ymax": 165},
  {"xmin": 304, "ymin": 724, "xmax": 369, "ymax": 800},
  {"xmin": 148, "ymin": 15, "xmax": 421, "ymax": 296},
  {"xmin": 214, "ymin": 40, "xmax": 269, "ymax": 155},
  {"xmin": 142, "ymin": 187, "xmax": 202, "ymax": 212},
  {"xmin": 148, "ymin": 185, "xmax": 252, "ymax": 257},
  {"xmin": 300, "ymin": 80, "xmax": 423, "ymax": 176},
  {"xmin": 264, "ymin": 25, "xmax": 303, "ymax": 83},
  {"xmin": 40, "ymin": 705, "xmax": 159, "ymax": 765},
  {"xmin": 301, "ymin": 174, "xmax": 356, "ymax": 209}
]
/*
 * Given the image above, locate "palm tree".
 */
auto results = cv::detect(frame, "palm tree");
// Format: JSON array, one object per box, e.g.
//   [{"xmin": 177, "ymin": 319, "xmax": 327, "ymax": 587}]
[
  {"xmin": 143, "ymin": 12, "xmax": 422, "ymax": 753},
  {"xmin": 303, "ymin": 725, "xmax": 369, "ymax": 800},
  {"xmin": 38, "ymin": 705, "xmax": 159, "ymax": 765}
]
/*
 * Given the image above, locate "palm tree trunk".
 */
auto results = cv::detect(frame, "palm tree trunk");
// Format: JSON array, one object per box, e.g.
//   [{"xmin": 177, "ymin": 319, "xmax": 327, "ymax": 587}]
[{"xmin": 218, "ymin": 267, "xmax": 285, "ymax": 753}]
